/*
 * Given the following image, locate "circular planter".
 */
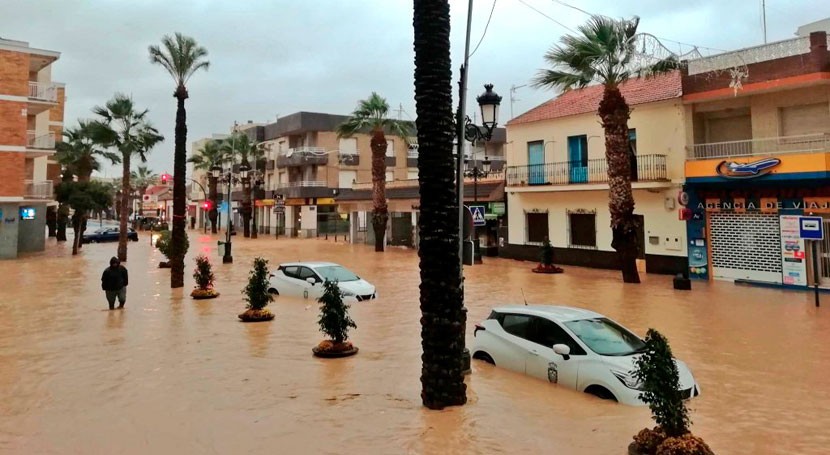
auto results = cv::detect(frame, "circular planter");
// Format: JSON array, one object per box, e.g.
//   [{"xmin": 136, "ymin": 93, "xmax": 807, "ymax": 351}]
[
  {"xmin": 191, "ymin": 289, "xmax": 220, "ymax": 300},
  {"xmin": 238, "ymin": 308, "xmax": 274, "ymax": 322},
  {"xmin": 532, "ymin": 264, "xmax": 564, "ymax": 274},
  {"xmin": 312, "ymin": 340, "xmax": 359, "ymax": 358}
]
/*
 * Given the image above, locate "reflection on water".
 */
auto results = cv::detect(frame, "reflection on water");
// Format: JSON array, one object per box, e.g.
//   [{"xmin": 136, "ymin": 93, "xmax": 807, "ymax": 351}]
[{"xmin": 1, "ymin": 233, "xmax": 829, "ymax": 454}]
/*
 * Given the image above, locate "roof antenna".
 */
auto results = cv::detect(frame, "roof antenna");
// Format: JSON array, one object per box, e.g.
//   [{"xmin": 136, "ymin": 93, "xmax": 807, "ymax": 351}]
[{"xmin": 521, "ymin": 288, "xmax": 528, "ymax": 306}]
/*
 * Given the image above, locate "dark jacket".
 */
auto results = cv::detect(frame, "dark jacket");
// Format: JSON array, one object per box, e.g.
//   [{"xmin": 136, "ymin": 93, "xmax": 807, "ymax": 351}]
[{"xmin": 101, "ymin": 265, "xmax": 129, "ymax": 291}]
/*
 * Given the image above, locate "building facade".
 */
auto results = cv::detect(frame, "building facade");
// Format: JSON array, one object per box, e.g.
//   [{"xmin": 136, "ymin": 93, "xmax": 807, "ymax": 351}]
[
  {"xmin": 681, "ymin": 31, "xmax": 830, "ymax": 288},
  {"xmin": 502, "ymin": 71, "xmax": 688, "ymax": 275},
  {"xmin": 0, "ymin": 38, "xmax": 64, "ymax": 259}
]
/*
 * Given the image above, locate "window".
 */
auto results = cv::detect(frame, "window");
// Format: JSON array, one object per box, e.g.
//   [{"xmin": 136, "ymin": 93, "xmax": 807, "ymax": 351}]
[
  {"xmin": 386, "ymin": 171, "xmax": 394, "ymax": 182},
  {"xmin": 528, "ymin": 317, "xmax": 586, "ymax": 355},
  {"xmin": 282, "ymin": 265, "xmax": 299, "ymax": 278},
  {"xmin": 315, "ymin": 266, "xmax": 359, "ymax": 282},
  {"xmin": 780, "ymin": 103, "xmax": 830, "ymax": 137},
  {"xmin": 501, "ymin": 314, "xmax": 532, "ymax": 339},
  {"xmin": 298, "ymin": 267, "xmax": 319, "ymax": 282},
  {"xmin": 563, "ymin": 318, "xmax": 646, "ymax": 356},
  {"xmin": 526, "ymin": 212, "xmax": 549, "ymax": 244},
  {"xmin": 339, "ymin": 137, "xmax": 358, "ymax": 155},
  {"xmin": 407, "ymin": 170, "xmax": 419, "ymax": 180},
  {"xmin": 629, "ymin": 129, "xmax": 638, "ymax": 182},
  {"xmin": 339, "ymin": 170, "xmax": 357, "ymax": 189},
  {"xmin": 567, "ymin": 135, "xmax": 588, "ymax": 166},
  {"xmin": 568, "ymin": 212, "xmax": 596, "ymax": 248},
  {"xmin": 386, "ymin": 139, "xmax": 395, "ymax": 157}
]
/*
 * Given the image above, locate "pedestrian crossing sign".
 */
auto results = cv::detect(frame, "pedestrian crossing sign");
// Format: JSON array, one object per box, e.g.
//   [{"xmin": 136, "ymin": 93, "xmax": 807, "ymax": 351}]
[{"xmin": 471, "ymin": 205, "xmax": 486, "ymax": 226}]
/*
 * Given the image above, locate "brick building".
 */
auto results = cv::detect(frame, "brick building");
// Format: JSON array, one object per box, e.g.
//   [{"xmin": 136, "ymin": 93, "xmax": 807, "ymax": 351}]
[{"xmin": 0, "ymin": 38, "xmax": 65, "ymax": 258}]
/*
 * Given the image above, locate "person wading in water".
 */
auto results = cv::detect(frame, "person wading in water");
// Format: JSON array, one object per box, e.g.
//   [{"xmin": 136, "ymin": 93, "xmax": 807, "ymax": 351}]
[{"xmin": 101, "ymin": 256, "xmax": 129, "ymax": 310}]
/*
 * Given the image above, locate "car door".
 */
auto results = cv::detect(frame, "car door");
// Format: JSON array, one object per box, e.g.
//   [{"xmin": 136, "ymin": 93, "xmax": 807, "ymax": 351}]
[
  {"xmin": 277, "ymin": 266, "xmax": 303, "ymax": 296},
  {"xmin": 297, "ymin": 266, "xmax": 324, "ymax": 299},
  {"xmin": 106, "ymin": 228, "xmax": 118, "ymax": 242},
  {"xmin": 492, "ymin": 313, "xmax": 540, "ymax": 374},
  {"xmin": 524, "ymin": 317, "xmax": 583, "ymax": 390}
]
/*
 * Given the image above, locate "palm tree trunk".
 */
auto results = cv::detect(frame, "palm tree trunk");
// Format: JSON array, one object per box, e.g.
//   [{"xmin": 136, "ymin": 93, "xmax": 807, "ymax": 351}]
[
  {"xmin": 118, "ymin": 154, "xmax": 130, "ymax": 262},
  {"xmin": 171, "ymin": 89, "xmax": 188, "ymax": 288},
  {"xmin": 56, "ymin": 204, "xmax": 68, "ymax": 241},
  {"xmin": 599, "ymin": 86, "xmax": 640, "ymax": 284},
  {"xmin": 71, "ymin": 212, "xmax": 82, "ymax": 255},
  {"xmin": 370, "ymin": 129, "xmax": 388, "ymax": 252},
  {"xmin": 46, "ymin": 206, "xmax": 57, "ymax": 237},
  {"xmin": 209, "ymin": 176, "xmax": 218, "ymax": 234},
  {"xmin": 413, "ymin": 0, "xmax": 466, "ymax": 409}
]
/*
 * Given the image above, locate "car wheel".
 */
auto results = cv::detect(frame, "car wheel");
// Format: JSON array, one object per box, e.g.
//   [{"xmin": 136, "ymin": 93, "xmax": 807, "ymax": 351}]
[
  {"xmin": 472, "ymin": 351, "xmax": 495, "ymax": 365},
  {"xmin": 268, "ymin": 288, "xmax": 279, "ymax": 295},
  {"xmin": 585, "ymin": 385, "xmax": 617, "ymax": 402}
]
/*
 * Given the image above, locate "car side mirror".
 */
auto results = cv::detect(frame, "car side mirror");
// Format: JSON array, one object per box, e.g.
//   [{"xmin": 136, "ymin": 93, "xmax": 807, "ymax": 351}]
[
  {"xmin": 306, "ymin": 277, "xmax": 316, "ymax": 285},
  {"xmin": 553, "ymin": 344, "xmax": 571, "ymax": 360}
]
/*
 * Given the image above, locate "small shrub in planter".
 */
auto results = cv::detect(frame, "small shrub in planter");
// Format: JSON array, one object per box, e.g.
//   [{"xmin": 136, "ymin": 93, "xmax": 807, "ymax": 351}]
[
  {"xmin": 628, "ymin": 329, "xmax": 713, "ymax": 455},
  {"xmin": 312, "ymin": 280, "xmax": 358, "ymax": 358},
  {"xmin": 532, "ymin": 237, "xmax": 563, "ymax": 274},
  {"xmin": 154, "ymin": 229, "xmax": 189, "ymax": 269},
  {"xmin": 238, "ymin": 257, "xmax": 274, "ymax": 322},
  {"xmin": 190, "ymin": 255, "xmax": 219, "ymax": 299}
]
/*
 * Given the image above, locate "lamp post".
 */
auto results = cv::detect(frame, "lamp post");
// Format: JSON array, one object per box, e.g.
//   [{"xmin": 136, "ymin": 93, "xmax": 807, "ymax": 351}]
[
  {"xmin": 239, "ymin": 161, "xmax": 251, "ymax": 238},
  {"xmin": 212, "ymin": 163, "xmax": 238, "ymax": 264},
  {"xmin": 464, "ymin": 155, "xmax": 492, "ymax": 264},
  {"xmin": 187, "ymin": 178, "xmax": 208, "ymax": 234}
]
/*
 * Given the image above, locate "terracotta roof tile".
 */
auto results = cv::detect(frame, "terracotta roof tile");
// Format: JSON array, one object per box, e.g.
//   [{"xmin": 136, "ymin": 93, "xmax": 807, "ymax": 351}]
[{"xmin": 507, "ymin": 71, "xmax": 682, "ymax": 126}]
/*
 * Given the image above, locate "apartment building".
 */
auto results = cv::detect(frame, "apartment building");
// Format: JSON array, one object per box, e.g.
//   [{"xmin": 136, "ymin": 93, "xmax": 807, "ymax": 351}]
[
  {"xmin": 681, "ymin": 30, "xmax": 830, "ymax": 288},
  {"xmin": 0, "ymin": 38, "xmax": 65, "ymax": 259},
  {"xmin": 502, "ymin": 71, "xmax": 688, "ymax": 275}
]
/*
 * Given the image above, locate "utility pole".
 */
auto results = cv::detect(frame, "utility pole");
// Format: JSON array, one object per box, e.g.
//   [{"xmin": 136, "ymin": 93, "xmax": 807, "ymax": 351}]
[{"xmin": 761, "ymin": 0, "xmax": 767, "ymax": 44}]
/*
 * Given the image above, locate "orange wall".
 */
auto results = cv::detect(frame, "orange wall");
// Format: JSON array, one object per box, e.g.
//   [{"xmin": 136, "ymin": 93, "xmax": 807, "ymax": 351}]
[
  {"xmin": 0, "ymin": 153, "xmax": 25, "ymax": 196},
  {"xmin": 0, "ymin": 50, "xmax": 27, "ymax": 96},
  {"xmin": 686, "ymin": 152, "xmax": 830, "ymax": 178},
  {"xmin": 0, "ymin": 101, "xmax": 26, "ymax": 146}
]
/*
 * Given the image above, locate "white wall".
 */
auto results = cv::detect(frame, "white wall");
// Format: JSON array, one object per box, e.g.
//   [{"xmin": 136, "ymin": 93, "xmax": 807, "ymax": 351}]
[
  {"xmin": 339, "ymin": 170, "xmax": 357, "ymax": 189},
  {"xmin": 507, "ymin": 189, "xmax": 687, "ymax": 257}
]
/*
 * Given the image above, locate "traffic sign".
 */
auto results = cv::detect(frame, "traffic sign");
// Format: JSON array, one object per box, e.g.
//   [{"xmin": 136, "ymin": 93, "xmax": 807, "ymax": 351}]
[
  {"xmin": 219, "ymin": 201, "xmax": 228, "ymax": 212},
  {"xmin": 470, "ymin": 205, "xmax": 486, "ymax": 227},
  {"xmin": 799, "ymin": 216, "xmax": 824, "ymax": 240},
  {"xmin": 273, "ymin": 206, "xmax": 285, "ymax": 214}
]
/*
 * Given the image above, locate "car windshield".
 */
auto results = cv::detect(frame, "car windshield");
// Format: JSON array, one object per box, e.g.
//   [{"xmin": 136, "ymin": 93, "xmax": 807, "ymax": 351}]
[
  {"xmin": 563, "ymin": 318, "xmax": 646, "ymax": 356},
  {"xmin": 314, "ymin": 266, "xmax": 359, "ymax": 282}
]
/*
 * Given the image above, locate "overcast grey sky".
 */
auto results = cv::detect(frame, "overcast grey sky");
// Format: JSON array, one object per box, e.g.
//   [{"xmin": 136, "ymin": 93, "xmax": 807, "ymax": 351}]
[{"xmin": 3, "ymin": 0, "xmax": 825, "ymax": 176}]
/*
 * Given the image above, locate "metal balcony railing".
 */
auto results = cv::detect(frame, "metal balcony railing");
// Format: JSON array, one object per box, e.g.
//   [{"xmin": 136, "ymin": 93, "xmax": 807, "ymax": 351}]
[
  {"xmin": 28, "ymin": 81, "xmax": 58, "ymax": 102},
  {"xmin": 26, "ymin": 131, "xmax": 56, "ymax": 149},
  {"xmin": 506, "ymin": 154, "xmax": 668, "ymax": 186},
  {"xmin": 687, "ymin": 134, "xmax": 830, "ymax": 160},
  {"xmin": 276, "ymin": 180, "xmax": 327, "ymax": 188},
  {"xmin": 277, "ymin": 147, "xmax": 329, "ymax": 167},
  {"xmin": 24, "ymin": 180, "xmax": 53, "ymax": 199}
]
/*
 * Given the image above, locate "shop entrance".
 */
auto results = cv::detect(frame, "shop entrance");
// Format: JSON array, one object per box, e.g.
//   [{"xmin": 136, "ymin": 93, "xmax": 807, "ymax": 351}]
[{"xmin": 817, "ymin": 218, "xmax": 830, "ymax": 287}]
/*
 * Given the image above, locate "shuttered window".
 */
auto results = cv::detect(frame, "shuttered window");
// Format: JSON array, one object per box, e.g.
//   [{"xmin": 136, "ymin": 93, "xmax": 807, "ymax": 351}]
[
  {"xmin": 526, "ymin": 212, "xmax": 549, "ymax": 244},
  {"xmin": 780, "ymin": 103, "xmax": 830, "ymax": 137}
]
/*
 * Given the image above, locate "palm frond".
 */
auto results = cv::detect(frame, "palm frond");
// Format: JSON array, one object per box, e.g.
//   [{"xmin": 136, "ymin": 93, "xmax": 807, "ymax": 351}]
[{"xmin": 149, "ymin": 32, "xmax": 210, "ymax": 88}]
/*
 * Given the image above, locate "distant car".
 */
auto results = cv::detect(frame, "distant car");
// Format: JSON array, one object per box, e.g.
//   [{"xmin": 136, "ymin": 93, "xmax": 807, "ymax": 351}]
[
  {"xmin": 268, "ymin": 262, "xmax": 377, "ymax": 302},
  {"xmin": 471, "ymin": 305, "xmax": 701, "ymax": 406},
  {"xmin": 82, "ymin": 227, "xmax": 139, "ymax": 244}
]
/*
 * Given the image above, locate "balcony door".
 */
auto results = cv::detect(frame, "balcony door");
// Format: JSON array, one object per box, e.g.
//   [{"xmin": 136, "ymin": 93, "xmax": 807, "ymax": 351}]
[
  {"xmin": 567, "ymin": 135, "xmax": 588, "ymax": 183},
  {"xmin": 527, "ymin": 141, "xmax": 545, "ymax": 185}
]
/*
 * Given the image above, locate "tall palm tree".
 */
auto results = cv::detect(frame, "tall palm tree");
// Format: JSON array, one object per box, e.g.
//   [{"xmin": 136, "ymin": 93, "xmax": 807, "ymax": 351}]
[
  {"xmin": 413, "ymin": 0, "xmax": 466, "ymax": 409},
  {"xmin": 221, "ymin": 132, "xmax": 264, "ymax": 238},
  {"xmin": 89, "ymin": 94, "xmax": 164, "ymax": 262},
  {"xmin": 149, "ymin": 32, "xmax": 210, "ymax": 288},
  {"xmin": 189, "ymin": 139, "xmax": 225, "ymax": 233},
  {"xmin": 533, "ymin": 15, "xmax": 678, "ymax": 284},
  {"xmin": 337, "ymin": 93, "xmax": 412, "ymax": 252},
  {"xmin": 55, "ymin": 120, "xmax": 120, "ymax": 245}
]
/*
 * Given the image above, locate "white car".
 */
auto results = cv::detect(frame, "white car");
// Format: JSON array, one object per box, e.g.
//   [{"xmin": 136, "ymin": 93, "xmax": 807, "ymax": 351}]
[
  {"xmin": 268, "ymin": 262, "xmax": 377, "ymax": 302},
  {"xmin": 471, "ymin": 305, "xmax": 700, "ymax": 406}
]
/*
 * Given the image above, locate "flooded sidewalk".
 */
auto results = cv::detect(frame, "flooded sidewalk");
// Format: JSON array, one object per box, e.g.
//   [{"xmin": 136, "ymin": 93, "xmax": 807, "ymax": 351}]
[{"xmin": 1, "ymin": 232, "xmax": 828, "ymax": 454}]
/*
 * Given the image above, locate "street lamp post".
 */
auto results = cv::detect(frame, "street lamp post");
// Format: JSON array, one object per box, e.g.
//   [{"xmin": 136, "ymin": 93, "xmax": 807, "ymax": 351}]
[
  {"xmin": 212, "ymin": 163, "xmax": 238, "ymax": 264},
  {"xmin": 239, "ymin": 161, "xmax": 251, "ymax": 238},
  {"xmin": 464, "ymin": 155, "xmax": 492, "ymax": 264}
]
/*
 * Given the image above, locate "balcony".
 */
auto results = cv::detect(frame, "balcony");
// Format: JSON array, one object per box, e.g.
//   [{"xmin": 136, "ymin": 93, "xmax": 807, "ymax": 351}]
[
  {"xmin": 273, "ymin": 180, "xmax": 335, "ymax": 199},
  {"xmin": 407, "ymin": 149, "xmax": 418, "ymax": 167},
  {"xmin": 339, "ymin": 151, "xmax": 360, "ymax": 166},
  {"xmin": 276, "ymin": 147, "xmax": 328, "ymax": 167},
  {"xmin": 24, "ymin": 180, "xmax": 53, "ymax": 199},
  {"xmin": 27, "ymin": 131, "xmax": 55, "ymax": 149},
  {"xmin": 688, "ymin": 134, "xmax": 830, "ymax": 160},
  {"xmin": 507, "ymin": 154, "xmax": 668, "ymax": 187},
  {"xmin": 27, "ymin": 82, "xmax": 59, "ymax": 115}
]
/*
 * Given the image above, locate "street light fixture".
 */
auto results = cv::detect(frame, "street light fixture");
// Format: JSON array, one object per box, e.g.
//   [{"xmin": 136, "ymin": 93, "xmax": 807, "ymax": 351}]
[
  {"xmin": 464, "ymin": 84, "xmax": 503, "ymax": 143},
  {"xmin": 213, "ymin": 162, "xmax": 239, "ymax": 264}
]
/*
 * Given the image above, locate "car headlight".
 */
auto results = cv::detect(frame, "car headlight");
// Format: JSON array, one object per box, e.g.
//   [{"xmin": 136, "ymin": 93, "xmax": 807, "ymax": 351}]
[
  {"xmin": 340, "ymin": 290, "xmax": 355, "ymax": 297},
  {"xmin": 611, "ymin": 370, "xmax": 644, "ymax": 390}
]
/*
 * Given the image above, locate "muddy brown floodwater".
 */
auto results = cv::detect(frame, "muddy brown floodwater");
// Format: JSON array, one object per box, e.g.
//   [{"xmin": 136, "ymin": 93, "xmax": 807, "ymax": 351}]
[{"xmin": 1, "ymin": 230, "xmax": 829, "ymax": 454}]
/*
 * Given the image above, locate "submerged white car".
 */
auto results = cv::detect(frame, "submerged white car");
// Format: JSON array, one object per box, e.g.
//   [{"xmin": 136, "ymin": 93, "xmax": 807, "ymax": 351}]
[
  {"xmin": 471, "ymin": 305, "xmax": 700, "ymax": 406},
  {"xmin": 268, "ymin": 262, "xmax": 377, "ymax": 302}
]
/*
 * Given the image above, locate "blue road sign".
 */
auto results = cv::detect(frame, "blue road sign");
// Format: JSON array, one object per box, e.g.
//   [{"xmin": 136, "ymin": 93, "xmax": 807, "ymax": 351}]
[
  {"xmin": 470, "ymin": 205, "xmax": 486, "ymax": 227},
  {"xmin": 799, "ymin": 216, "xmax": 824, "ymax": 240},
  {"xmin": 219, "ymin": 201, "xmax": 229, "ymax": 213}
]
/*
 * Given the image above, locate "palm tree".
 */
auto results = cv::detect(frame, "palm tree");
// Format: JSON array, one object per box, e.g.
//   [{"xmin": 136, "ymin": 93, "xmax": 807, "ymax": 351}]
[
  {"xmin": 221, "ymin": 132, "xmax": 264, "ymax": 238},
  {"xmin": 55, "ymin": 121, "xmax": 121, "ymax": 248},
  {"xmin": 131, "ymin": 165, "xmax": 159, "ymax": 199},
  {"xmin": 533, "ymin": 16, "xmax": 678, "ymax": 284},
  {"xmin": 337, "ymin": 93, "xmax": 412, "ymax": 252},
  {"xmin": 149, "ymin": 32, "xmax": 210, "ymax": 288},
  {"xmin": 413, "ymin": 0, "xmax": 466, "ymax": 409},
  {"xmin": 88, "ymin": 93, "xmax": 164, "ymax": 262},
  {"xmin": 189, "ymin": 139, "xmax": 225, "ymax": 233}
]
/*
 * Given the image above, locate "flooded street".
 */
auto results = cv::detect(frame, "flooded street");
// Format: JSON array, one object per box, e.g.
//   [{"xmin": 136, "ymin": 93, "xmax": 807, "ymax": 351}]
[{"xmin": 1, "ymin": 231, "xmax": 829, "ymax": 454}]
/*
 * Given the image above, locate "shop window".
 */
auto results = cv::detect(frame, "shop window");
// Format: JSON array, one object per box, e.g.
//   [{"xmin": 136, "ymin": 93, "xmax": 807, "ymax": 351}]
[
  {"xmin": 526, "ymin": 211, "xmax": 549, "ymax": 245},
  {"xmin": 568, "ymin": 211, "xmax": 596, "ymax": 248}
]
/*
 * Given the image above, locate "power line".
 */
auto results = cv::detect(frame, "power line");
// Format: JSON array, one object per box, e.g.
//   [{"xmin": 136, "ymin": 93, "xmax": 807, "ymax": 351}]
[
  {"xmin": 517, "ymin": 0, "xmax": 576, "ymax": 33},
  {"xmin": 470, "ymin": 0, "xmax": 498, "ymax": 58},
  {"xmin": 551, "ymin": 0, "xmax": 592, "ymax": 16}
]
